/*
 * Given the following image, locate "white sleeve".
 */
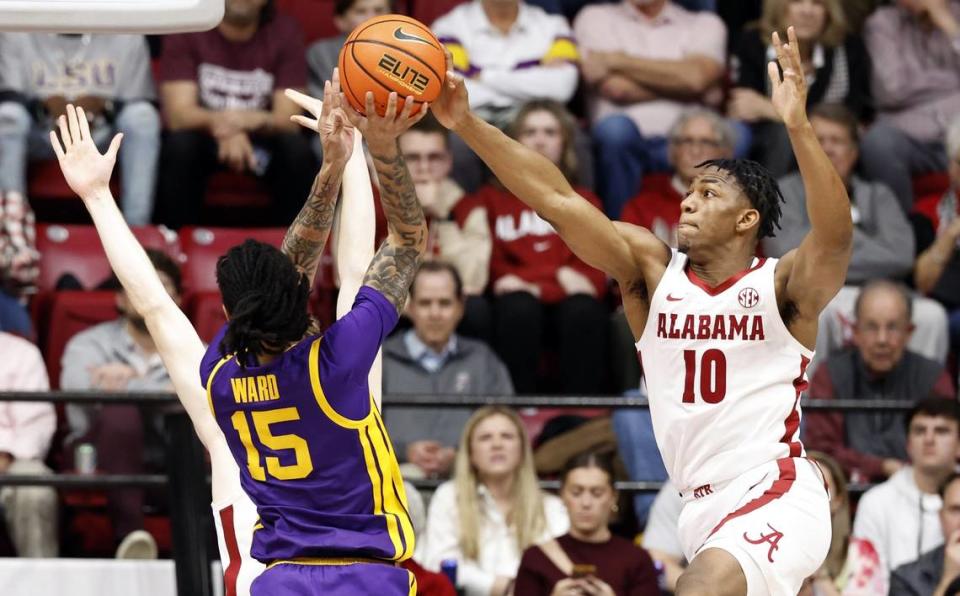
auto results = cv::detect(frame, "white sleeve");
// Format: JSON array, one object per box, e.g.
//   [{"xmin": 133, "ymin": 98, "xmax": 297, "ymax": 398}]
[
  {"xmin": 642, "ymin": 483, "xmax": 685, "ymax": 559},
  {"xmin": 851, "ymin": 487, "xmax": 889, "ymax": 569},
  {"xmin": 423, "ymin": 482, "xmax": 497, "ymax": 596},
  {"xmin": 479, "ymin": 64, "xmax": 579, "ymax": 104},
  {"xmin": 543, "ymin": 493, "xmax": 570, "ymax": 538}
]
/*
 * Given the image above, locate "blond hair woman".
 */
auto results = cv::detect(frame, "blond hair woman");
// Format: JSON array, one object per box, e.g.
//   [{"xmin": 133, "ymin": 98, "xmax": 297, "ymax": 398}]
[
  {"xmin": 729, "ymin": 0, "xmax": 871, "ymax": 177},
  {"xmin": 423, "ymin": 406, "xmax": 568, "ymax": 596}
]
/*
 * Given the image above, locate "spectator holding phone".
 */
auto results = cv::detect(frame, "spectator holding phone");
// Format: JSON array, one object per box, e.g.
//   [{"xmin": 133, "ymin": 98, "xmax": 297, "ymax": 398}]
[{"xmin": 513, "ymin": 452, "xmax": 660, "ymax": 595}]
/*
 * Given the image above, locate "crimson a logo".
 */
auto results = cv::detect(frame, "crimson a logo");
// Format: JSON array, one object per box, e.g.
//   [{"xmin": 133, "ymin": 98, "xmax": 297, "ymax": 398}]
[{"xmin": 738, "ymin": 287, "xmax": 760, "ymax": 309}]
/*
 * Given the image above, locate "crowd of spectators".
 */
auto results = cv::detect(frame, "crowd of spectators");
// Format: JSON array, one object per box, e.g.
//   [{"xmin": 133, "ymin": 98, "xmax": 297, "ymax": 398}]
[{"xmin": 0, "ymin": 0, "xmax": 959, "ymax": 594}]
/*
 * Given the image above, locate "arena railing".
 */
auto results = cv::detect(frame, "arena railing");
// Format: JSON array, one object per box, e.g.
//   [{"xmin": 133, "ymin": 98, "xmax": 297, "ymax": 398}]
[{"xmin": 0, "ymin": 390, "xmax": 916, "ymax": 595}]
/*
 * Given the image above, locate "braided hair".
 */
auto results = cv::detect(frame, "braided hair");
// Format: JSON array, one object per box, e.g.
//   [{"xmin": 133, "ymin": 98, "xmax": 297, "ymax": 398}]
[
  {"xmin": 216, "ymin": 239, "xmax": 311, "ymax": 363},
  {"xmin": 697, "ymin": 158, "xmax": 785, "ymax": 239}
]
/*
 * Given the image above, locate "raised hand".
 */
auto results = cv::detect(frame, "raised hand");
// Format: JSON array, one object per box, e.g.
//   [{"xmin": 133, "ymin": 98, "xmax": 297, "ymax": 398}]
[
  {"xmin": 768, "ymin": 26, "xmax": 809, "ymax": 129},
  {"xmin": 340, "ymin": 90, "xmax": 428, "ymax": 150},
  {"xmin": 286, "ymin": 68, "xmax": 355, "ymax": 164},
  {"xmin": 49, "ymin": 104, "xmax": 121, "ymax": 200},
  {"xmin": 431, "ymin": 49, "xmax": 470, "ymax": 131}
]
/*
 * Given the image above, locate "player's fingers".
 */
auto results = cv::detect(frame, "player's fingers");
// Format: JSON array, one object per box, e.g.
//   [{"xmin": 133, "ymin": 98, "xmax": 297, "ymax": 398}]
[
  {"xmin": 66, "ymin": 104, "xmax": 82, "ymax": 142},
  {"xmin": 340, "ymin": 94, "xmax": 366, "ymax": 127},
  {"xmin": 767, "ymin": 61, "xmax": 781, "ymax": 90},
  {"xmin": 57, "ymin": 115, "xmax": 72, "ymax": 148},
  {"xmin": 77, "ymin": 106, "xmax": 92, "ymax": 140},
  {"xmin": 399, "ymin": 95, "xmax": 415, "ymax": 120},
  {"xmin": 284, "ymin": 88, "xmax": 316, "ymax": 114},
  {"xmin": 49, "ymin": 130, "xmax": 65, "ymax": 161},
  {"xmin": 106, "ymin": 133, "xmax": 123, "ymax": 160},
  {"xmin": 321, "ymin": 80, "xmax": 332, "ymax": 119},
  {"xmin": 290, "ymin": 114, "xmax": 319, "ymax": 132},
  {"xmin": 771, "ymin": 31, "xmax": 786, "ymax": 66},
  {"xmin": 332, "ymin": 67, "xmax": 341, "ymax": 94},
  {"xmin": 383, "ymin": 92, "xmax": 397, "ymax": 120},
  {"xmin": 365, "ymin": 91, "xmax": 378, "ymax": 119}
]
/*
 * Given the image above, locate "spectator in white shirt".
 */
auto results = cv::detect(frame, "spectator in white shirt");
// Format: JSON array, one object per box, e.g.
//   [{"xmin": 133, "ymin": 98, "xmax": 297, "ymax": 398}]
[
  {"xmin": 853, "ymin": 398, "xmax": 960, "ymax": 583},
  {"xmin": 432, "ymin": 0, "xmax": 580, "ymax": 192},
  {"xmin": 423, "ymin": 406, "xmax": 569, "ymax": 596},
  {"xmin": 0, "ymin": 332, "xmax": 57, "ymax": 557}
]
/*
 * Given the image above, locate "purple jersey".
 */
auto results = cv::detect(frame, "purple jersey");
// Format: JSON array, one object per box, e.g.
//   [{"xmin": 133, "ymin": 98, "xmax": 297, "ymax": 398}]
[{"xmin": 200, "ymin": 286, "xmax": 414, "ymax": 564}]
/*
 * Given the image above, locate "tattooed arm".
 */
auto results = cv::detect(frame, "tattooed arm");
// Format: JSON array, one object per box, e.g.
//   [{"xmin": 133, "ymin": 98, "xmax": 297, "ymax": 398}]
[
  {"xmin": 282, "ymin": 78, "xmax": 356, "ymax": 286},
  {"xmin": 281, "ymin": 158, "xmax": 343, "ymax": 286},
  {"xmin": 342, "ymin": 91, "xmax": 429, "ymax": 313},
  {"xmin": 362, "ymin": 139, "xmax": 428, "ymax": 312}
]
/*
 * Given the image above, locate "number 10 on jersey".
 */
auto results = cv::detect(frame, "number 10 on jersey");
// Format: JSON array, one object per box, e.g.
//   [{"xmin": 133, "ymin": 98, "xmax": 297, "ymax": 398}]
[{"xmin": 682, "ymin": 349, "xmax": 728, "ymax": 404}]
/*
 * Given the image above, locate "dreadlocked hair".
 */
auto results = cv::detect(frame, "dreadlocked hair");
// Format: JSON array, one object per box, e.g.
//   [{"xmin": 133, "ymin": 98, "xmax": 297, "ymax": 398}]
[
  {"xmin": 216, "ymin": 239, "xmax": 311, "ymax": 363},
  {"xmin": 697, "ymin": 158, "xmax": 784, "ymax": 239}
]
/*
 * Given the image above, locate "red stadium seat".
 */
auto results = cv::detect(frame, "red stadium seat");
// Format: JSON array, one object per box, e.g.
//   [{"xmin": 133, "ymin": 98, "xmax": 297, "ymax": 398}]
[
  {"xmin": 43, "ymin": 291, "xmax": 118, "ymax": 389},
  {"xmin": 518, "ymin": 407, "xmax": 610, "ymax": 445},
  {"xmin": 32, "ymin": 225, "xmax": 182, "ymax": 358},
  {"xmin": 28, "ymin": 159, "xmax": 119, "ymax": 202}
]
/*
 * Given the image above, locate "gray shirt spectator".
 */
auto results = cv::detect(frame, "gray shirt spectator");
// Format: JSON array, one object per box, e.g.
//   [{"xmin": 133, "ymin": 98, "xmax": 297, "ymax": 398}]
[
  {"xmin": 0, "ymin": 33, "xmax": 160, "ymax": 224},
  {"xmin": 890, "ymin": 545, "xmax": 946, "ymax": 596},
  {"xmin": 61, "ymin": 318, "xmax": 174, "ymax": 443},
  {"xmin": 765, "ymin": 173, "xmax": 913, "ymax": 283},
  {"xmin": 57, "ymin": 249, "xmax": 181, "ymax": 553},
  {"xmin": 305, "ymin": 0, "xmax": 390, "ymax": 97},
  {"xmin": 383, "ymin": 262, "xmax": 513, "ymax": 478}
]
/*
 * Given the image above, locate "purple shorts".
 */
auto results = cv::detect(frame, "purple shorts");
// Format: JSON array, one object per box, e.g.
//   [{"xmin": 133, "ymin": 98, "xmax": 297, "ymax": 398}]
[{"xmin": 250, "ymin": 561, "xmax": 416, "ymax": 596}]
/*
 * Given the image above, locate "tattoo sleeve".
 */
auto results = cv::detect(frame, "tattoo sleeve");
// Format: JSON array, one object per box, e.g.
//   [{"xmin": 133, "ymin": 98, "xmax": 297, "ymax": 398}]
[
  {"xmin": 281, "ymin": 160, "xmax": 343, "ymax": 286},
  {"xmin": 363, "ymin": 140, "xmax": 427, "ymax": 313}
]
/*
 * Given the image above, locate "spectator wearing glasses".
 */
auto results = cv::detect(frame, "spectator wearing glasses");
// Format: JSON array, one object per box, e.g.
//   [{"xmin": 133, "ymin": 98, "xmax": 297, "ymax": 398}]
[
  {"xmin": 804, "ymin": 280, "xmax": 955, "ymax": 483},
  {"xmin": 763, "ymin": 104, "xmax": 950, "ymax": 371}
]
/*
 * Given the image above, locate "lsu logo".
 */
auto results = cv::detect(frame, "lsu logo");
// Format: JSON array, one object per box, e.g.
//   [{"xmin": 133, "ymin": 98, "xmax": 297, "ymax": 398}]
[
  {"xmin": 377, "ymin": 53, "xmax": 430, "ymax": 94},
  {"xmin": 738, "ymin": 287, "xmax": 760, "ymax": 309}
]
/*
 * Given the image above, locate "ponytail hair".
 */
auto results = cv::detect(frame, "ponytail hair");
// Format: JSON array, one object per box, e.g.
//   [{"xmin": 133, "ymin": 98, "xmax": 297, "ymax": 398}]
[{"xmin": 216, "ymin": 239, "xmax": 311, "ymax": 362}]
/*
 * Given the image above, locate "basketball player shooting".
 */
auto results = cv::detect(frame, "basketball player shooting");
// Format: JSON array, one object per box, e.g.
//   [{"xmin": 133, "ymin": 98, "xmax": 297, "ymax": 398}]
[
  {"xmin": 50, "ymin": 70, "xmax": 428, "ymax": 595},
  {"xmin": 432, "ymin": 26, "xmax": 852, "ymax": 596}
]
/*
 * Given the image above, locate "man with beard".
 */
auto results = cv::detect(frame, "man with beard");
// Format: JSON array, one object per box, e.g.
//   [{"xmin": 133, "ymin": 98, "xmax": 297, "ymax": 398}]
[{"xmin": 60, "ymin": 248, "xmax": 183, "ymax": 559}]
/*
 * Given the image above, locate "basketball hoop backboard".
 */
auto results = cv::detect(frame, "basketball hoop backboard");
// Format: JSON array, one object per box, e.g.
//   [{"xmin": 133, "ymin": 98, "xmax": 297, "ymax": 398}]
[{"xmin": 0, "ymin": 0, "xmax": 223, "ymax": 33}]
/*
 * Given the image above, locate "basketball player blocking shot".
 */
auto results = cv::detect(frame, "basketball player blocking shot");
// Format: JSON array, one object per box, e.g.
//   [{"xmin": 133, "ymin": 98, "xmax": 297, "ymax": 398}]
[
  {"xmin": 51, "ymin": 70, "xmax": 427, "ymax": 595},
  {"xmin": 432, "ymin": 27, "xmax": 851, "ymax": 596}
]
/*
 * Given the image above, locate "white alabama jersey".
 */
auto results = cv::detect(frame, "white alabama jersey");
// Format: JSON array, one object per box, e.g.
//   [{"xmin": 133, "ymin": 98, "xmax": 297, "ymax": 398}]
[
  {"xmin": 212, "ymin": 491, "xmax": 264, "ymax": 596},
  {"xmin": 636, "ymin": 250, "xmax": 814, "ymax": 494}
]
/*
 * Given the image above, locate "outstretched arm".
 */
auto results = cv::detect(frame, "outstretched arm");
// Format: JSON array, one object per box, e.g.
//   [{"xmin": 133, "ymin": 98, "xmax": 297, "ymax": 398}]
[
  {"xmin": 431, "ymin": 61, "xmax": 663, "ymax": 283},
  {"xmin": 343, "ymin": 92, "xmax": 429, "ymax": 313},
  {"xmin": 772, "ymin": 28, "xmax": 853, "ymax": 331},
  {"xmin": 281, "ymin": 72, "xmax": 355, "ymax": 286},
  {"xmin": 49, "ymin": 106, "xmax": 227, "ymax": 460},
  {"xmin": 333, "ymin": 130, "xmax": 383, "ymax": 406}
]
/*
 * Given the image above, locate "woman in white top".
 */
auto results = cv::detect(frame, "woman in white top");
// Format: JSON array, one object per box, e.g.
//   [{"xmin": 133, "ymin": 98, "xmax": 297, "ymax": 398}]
[{"xmin": 424, "ymin": 406, "xmax": 568, "ymax": 596}]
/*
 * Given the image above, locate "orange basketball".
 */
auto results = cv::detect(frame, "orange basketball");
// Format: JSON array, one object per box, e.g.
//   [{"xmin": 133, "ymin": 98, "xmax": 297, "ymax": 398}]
[{"xmin": 338, "ymin": 14, "xmax": 445, "ymax": 117}]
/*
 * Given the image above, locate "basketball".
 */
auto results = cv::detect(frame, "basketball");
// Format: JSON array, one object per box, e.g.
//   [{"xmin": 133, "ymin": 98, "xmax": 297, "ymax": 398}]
[{"xmin": 338, "ymin": 14, "xmax": 446, "ymax": 117}]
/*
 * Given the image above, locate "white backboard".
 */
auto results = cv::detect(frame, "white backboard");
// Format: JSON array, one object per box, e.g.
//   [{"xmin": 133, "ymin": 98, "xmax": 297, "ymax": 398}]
[{"xmin": 0, "ymin": 0, "xmax": 223, "ymax": 33}]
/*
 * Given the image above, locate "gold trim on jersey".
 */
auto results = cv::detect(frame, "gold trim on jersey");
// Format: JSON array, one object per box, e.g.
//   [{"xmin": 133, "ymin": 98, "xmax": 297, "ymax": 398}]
[
  {"xmin": 307, "ymin": 337, "xmax": 415, "ymax": 561},
  {"xmin": 205, "ymin": 355, "xmax": 233, "ymax": 415},
  {"xmin": 308, "ymin": 338, "xmax": 372, "ymax": 429},
  {"xmin": 265, "ymin": 556, "xmax": 398, "ymax": 570}
]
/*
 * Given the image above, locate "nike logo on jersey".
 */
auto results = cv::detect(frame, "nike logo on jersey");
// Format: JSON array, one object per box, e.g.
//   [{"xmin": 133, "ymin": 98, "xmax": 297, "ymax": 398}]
[
  {"xmin": 393, "ymin": 27, "xmax": 433, "ymax": 46},
  {"xmin": 666, "ymin": 294, "xmax": 685, "ymax": 302}
]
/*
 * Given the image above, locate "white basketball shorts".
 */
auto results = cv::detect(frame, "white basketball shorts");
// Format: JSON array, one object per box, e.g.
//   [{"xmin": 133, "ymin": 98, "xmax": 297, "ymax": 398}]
[{"xmin": 677, "ymin": 457, "xmax": 832, "ymax": 595}]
